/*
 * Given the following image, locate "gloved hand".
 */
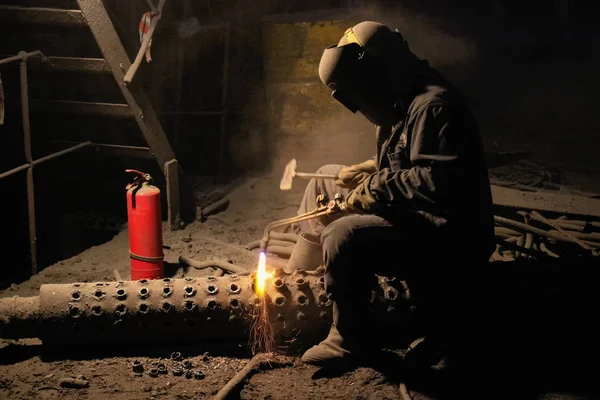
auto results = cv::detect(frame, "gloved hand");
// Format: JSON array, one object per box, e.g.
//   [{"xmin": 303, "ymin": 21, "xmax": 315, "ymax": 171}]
[
  {"xmin": 335, "ymin": 159, "xmax": 377, "ymax": 189},
  {"xmin": 345, "ymin": 176, "xmax": 378, "ymax": 214}
]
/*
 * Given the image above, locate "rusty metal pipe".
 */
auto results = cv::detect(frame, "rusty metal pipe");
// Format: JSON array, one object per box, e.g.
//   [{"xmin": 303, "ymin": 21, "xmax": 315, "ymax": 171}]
[
  {"xmin": 0, "ymin": 50, "xmax": 43, "ymax": 65},
  {"xmin": 495, "ymin": 215, "xmax": 588, "ymax": 246},
  {"xmin": 33, "ymin": 141, "xmax": 92, "ymax": 165},
  {"xmin": 20, "ymin": 53, "xmax": 37, "ymax": 274},
  {"xmin": 178, "ymin": 255, "xmax": 249, "ymax": 275},
  {"xmin": 0, "ymin": 163, "xmax": 29, "ymax": 179},
  {"xmin": 0, "ymin": 275, "xmax": 411, "ymax": 345},
  {"xmin": 269, "ymin": 232, "xmax": 299, "ymax": 243},
  {"xmin": 246, "ymin": 239, "xmax": 295, "ymax": 250}
]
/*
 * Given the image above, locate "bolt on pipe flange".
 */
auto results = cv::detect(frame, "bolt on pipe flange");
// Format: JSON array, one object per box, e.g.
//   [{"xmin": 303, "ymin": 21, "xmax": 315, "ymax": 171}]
[{"xmin": 115, "ymin": 288, "xmax": 127, "ymax": 300}]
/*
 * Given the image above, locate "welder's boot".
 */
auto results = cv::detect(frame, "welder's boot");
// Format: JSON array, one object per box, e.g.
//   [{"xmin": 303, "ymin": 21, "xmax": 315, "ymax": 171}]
[{"xmin": 301, "ymin": 302, "xmax": 360, "ymax": 366}]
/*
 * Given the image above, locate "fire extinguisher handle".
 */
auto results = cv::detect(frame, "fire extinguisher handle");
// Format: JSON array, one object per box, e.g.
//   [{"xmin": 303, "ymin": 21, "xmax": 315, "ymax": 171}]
[{"xmin": 125, "ymin": 169, "xmax": 152, "ymax": 182}]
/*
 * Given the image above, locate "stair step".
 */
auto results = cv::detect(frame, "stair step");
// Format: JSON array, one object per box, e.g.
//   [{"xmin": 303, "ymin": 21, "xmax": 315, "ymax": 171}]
[
  {"xmin": 0, "ymin": 0, "xmax": 78, "ymax": 9},
  {"xmin": 0, "ymin": 5, "xmax": 85, "ymax": 27},
  {"xmin": 31, "ymin": 100, "xmax": 133, "ymax": 118},
  {"xmin": 1, "ymin": 55, "xmax": 109, "ymax": 74},
  {"xmin": 33, "ymin": 56, "xmax": 110, "ymax": 74},
  {"xmin": 49, "ymin": 141, "xmax": 153, "ymax": 160}
]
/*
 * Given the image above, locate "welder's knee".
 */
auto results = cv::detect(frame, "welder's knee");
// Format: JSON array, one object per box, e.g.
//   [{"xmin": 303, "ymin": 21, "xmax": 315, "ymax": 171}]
[{"xmin": 320, "ymin": 215, "xmax": 376, "ymax": 273}]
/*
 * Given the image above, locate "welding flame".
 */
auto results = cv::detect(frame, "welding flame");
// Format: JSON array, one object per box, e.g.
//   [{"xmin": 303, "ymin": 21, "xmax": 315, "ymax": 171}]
[
  {"xmin": 250, "ymin": 251, "xmax": 275, "ymax": 355},
  {"xmin": 255, "ymin": 252, "xmax": 273, "ymax": 296}
]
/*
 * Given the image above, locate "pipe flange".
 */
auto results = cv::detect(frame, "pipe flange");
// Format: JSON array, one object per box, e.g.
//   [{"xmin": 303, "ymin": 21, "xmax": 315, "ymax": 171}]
[
  {"xmin": 114, "ymin": 288, "xmax": 127, "ymax": 301},
  {"xmin": 274, "ymin": 296, "xmax": 286, "ymax": 307},
  {"xmin": 68, "ymin": 303, "xmax": 82, "ymax": 318},
  {"xmin": 160, "ymin": 301, "xmax": 174, "ymax": 313},
  {"xmin": 206, "ymin": 298, "xmax": 219, "ymax": 310},
  {"xmin": 317, "ymin": 292, "xmax": 331, "ymax": 307},
  {"xmin": 161, "ymin": 285, "xmax": 173, "ymax": 298},
  {"xmin": 295, "ymin": 277, "xmax": 309, "ymax": 289},
  {"xmin": 183, "ymin": 300, "xmax": 198, "ymax": 312},
  {"xmin": 91, "ymin": 305, "xmax": 104, "ymax": 316},
  {"xmin": 138, "ymin": 287, "xmax": 150, "ymax": 299},
  {"xmin": 183, "ymin": 286, "xmax": 196, "ymax": 298},
  {"xmin": 296, "ymin": 294, "xmax": 309, "ymax": 306},
  {"xmin": 227, "ymin": 283, "xmax": 241, "ymax": 294},
  {"xmin": 70, "ymin": 290, "xmax": 82, "ymax": 302},
  {"xmin": 205, "ymin": 284, "xmax": 219, "ymax": 295},
  {"xmin": 229, "ymin": 298, "xmax": 240, "ymax": 309},
  {"xmin": 138, "ymin": 303, "xmax": 150, "ymax": 315},
  {"xmin": 273, "ymin": 278, "xmax": 285, "ymax": 290},
  {"xmin": 115, "ymin": 304, "xmax": 127, "ymax": 317}
]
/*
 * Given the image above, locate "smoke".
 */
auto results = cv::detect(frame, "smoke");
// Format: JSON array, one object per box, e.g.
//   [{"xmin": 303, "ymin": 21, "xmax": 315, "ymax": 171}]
[{"xmin": 227, "ymin": 2, "xmax": 600, "ymax": 177}]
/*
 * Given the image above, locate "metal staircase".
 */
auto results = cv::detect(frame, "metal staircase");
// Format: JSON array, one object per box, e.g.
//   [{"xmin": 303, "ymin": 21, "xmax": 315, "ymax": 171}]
[{"xmin": 0, "ymin": 0, "xmax": 195, "ymax": 274}]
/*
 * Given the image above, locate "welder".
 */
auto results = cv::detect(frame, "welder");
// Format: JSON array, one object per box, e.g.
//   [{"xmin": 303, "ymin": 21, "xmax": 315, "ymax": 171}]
[{"xmin": 287, "ymin": 21, "xmax": 495, "ymax": 366}]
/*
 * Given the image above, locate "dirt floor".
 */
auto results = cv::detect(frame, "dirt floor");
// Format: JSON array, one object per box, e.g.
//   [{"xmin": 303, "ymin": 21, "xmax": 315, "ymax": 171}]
[{"xmin": 1, "ymin": 153, "xmax": 600, "ymax": 400}]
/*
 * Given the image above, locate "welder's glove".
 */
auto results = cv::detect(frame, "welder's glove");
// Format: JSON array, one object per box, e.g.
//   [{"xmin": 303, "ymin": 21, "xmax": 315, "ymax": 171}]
[
  {"xmin": 344, "ymin": 176, "xmax": 378, "ymax": 214},
  {"xmin": 335, "ymin": 159, "xmax": 377, "ymax": 189}
]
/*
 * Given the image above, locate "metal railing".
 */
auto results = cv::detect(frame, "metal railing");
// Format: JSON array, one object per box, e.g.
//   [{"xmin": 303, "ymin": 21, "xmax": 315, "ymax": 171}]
[{"xmin": 0, "ymin": 51, "xmax": 92, "ymax": 274}]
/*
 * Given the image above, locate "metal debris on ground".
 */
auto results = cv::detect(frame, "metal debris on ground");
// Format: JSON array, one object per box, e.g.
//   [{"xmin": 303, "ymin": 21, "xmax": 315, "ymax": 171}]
[
  {"xmin": 212, "ymin": 353, "xmax": 292, "ymax": 400},
  {"xmin": 489, "ymin": 159, "xmax": 600, "ymax": 198},
  {"xmin": 132, "ymin": 360, "xmax": 144, "ymax": 373},
  {"xmin": 493, "ymin": 210, "xmax": 600, "ymax": 261},
  {"xmin": 59, "ymin": 376, "xmax": 89, "ymax": 388}
]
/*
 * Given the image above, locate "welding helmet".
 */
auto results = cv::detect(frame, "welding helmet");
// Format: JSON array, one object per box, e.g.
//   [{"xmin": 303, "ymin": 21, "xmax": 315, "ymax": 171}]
[{"xmin": 318, "ymin": 21, "xmax": 415, "ymax": 126}]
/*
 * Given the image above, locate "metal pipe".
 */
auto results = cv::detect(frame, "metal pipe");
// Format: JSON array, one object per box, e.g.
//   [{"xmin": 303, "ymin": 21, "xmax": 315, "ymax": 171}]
[
  {"xmin": 33, "ymin": 141, "xmax": 92, "ymax": 165},
  {"xmin": 259, "ymin": 208, "xmax": 333, "ymax": 252},
  {"xmin": 529, "ymin": 211, "xmax": 596, "ymax": 254},
  {"xmin": 246, "ymin": 239, "xmax": 295, "ymax": 250},
  {"xmin": 0, "ymin": 50, "xmax": 42, "ymax": 65},
  {"xmin": 0, "ymin": 275, "xmax": 411, "ymax": 345},
  {"xmin": 494, "ymin": 215, "xmax": 588, "ymax": 246},
  {"xmin": 19, "ymin": 52, "xmax": 37, "ymax": 274},
  {"xmin": 0, "ymin": 143, "xmax": 92, "ymax": 180},
  {"xmin": 26, "ymin": 168, "xmax": 37, "ymax": 274},
  {"xmin": 516, "ymin": 211, "xmax": 596, "ymax": 232},
  {"xmin": 179, "ymin": 255, "xmax": 249, "ymax": 275},
  {"xmin": 21, "ymin": 54, "xmax": 32, "ymax": 164},
  {"xmin": 0, "ymin": 163, "xmax": 29, "ymax": 179}
]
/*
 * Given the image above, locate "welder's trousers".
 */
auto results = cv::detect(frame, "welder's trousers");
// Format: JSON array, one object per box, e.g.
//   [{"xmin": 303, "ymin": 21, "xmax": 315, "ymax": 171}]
[{"xmin": 295, "ymin": 164, "xmax": 463, "ymax": 345}]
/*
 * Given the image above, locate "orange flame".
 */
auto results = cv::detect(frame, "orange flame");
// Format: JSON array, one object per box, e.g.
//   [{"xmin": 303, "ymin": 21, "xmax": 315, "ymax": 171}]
[{"xmin": 255, "ymin": 252, "xmax": 273, "ymax": 296}]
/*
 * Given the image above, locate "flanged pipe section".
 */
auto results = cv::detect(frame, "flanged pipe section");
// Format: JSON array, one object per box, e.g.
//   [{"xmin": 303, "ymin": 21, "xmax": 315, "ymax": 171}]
[{"xmin": 0, "ymin": 272, "xmax": 412, "ymax": 346}]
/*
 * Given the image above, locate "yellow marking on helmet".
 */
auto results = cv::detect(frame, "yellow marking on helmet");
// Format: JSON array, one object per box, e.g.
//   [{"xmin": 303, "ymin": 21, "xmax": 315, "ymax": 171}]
[{"xmin": 344, "ymin": 27, "xmax": 363, "ymax": 47}]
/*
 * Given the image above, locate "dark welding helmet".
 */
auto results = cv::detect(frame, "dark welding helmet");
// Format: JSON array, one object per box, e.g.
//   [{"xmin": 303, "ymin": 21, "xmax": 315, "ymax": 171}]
[{"xmin": 318, "ymin": 21, "xmax": 414, "ymax": 126}]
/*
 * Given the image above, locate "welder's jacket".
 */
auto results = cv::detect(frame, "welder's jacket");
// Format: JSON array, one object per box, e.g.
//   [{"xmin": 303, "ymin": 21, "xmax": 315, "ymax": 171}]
[{"xmin": 366, "ymin": 76, "xmax": 495, "ymax": 262}]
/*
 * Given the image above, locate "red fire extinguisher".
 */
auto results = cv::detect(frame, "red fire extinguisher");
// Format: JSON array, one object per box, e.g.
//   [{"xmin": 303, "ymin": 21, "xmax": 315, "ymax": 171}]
[{"xmin": 125, "ymin": 169, "xmax": 164, "ymax": 280}]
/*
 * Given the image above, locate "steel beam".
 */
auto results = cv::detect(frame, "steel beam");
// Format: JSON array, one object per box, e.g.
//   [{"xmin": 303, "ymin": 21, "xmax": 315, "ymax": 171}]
[
  {"xmin": 165, "ymin": 159, "xmax": 182, "ymax": 230},
  {"xmin": 31, "ymin": 99, "xmax": 133, "ymax": 118},
  {"xmin": 0, "ymin": 5, "xmax": 86, "ymax": 27},
  {"xmin": 76, "ymin": 0, "xmax": 194, "ymax": 225}
]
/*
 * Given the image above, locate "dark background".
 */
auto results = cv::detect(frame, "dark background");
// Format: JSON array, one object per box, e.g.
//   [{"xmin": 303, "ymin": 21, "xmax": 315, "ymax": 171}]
[{"xmin": 0, "ymin": 0, "xmax": 598, "ymax": 286}]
